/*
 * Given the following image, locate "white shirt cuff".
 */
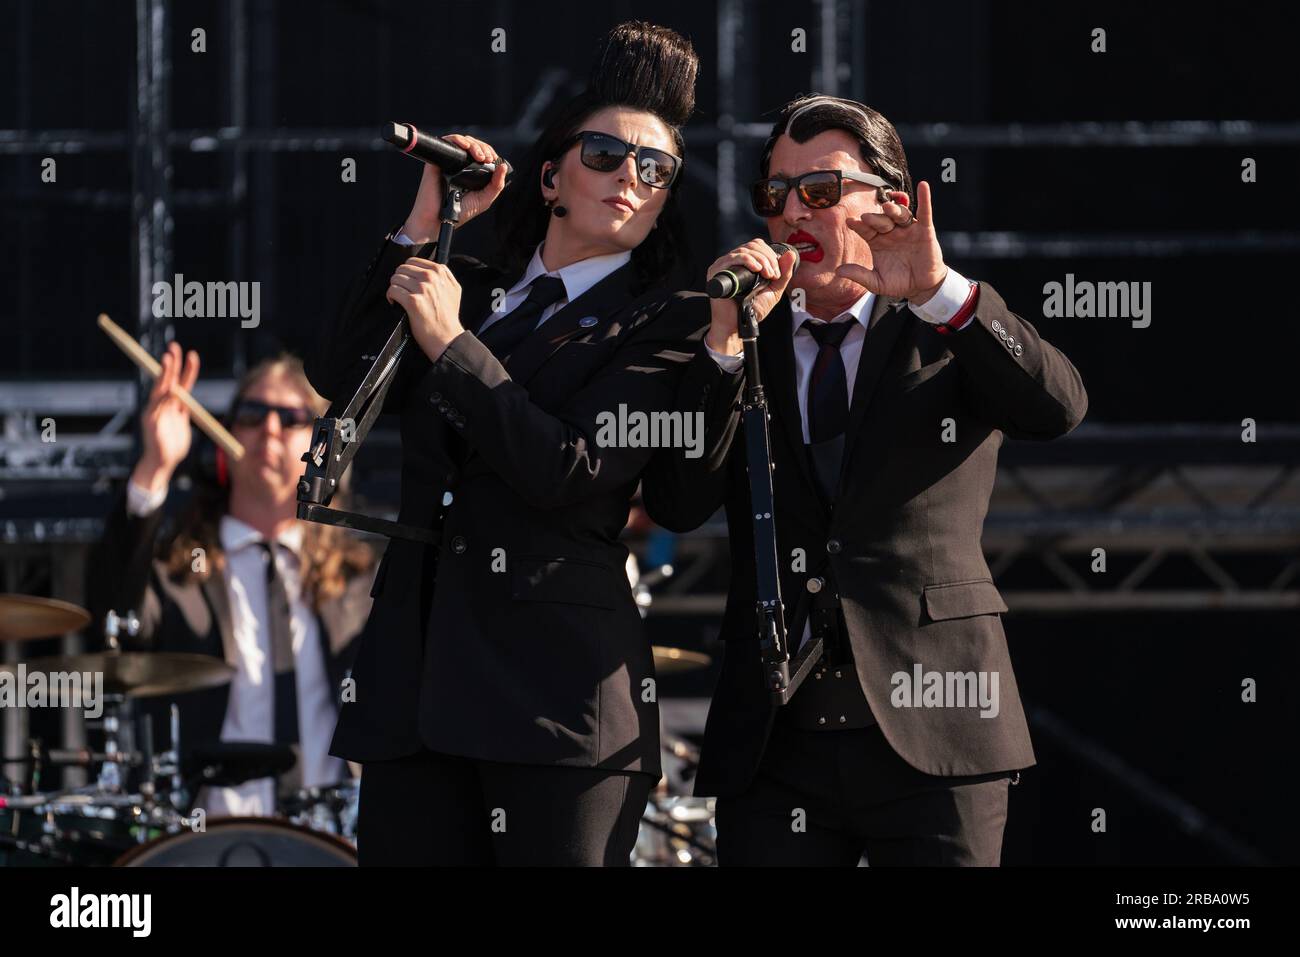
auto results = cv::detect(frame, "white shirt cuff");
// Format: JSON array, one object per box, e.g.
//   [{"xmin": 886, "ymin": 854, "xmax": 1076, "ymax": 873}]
[
  {"xmin": 126, "ymin": 478, "xmax": 167, "ymax": 517},
  {"xmin": 908, "ymin": 268, "xmax": 973, "ymax": 325},
  {"xmin": 705, "ymin": 342, "xmax": 744, "ymax": 373},
  {"xmin": 392, "ymin": 231, "xmax": 416, "ymax": 247}
]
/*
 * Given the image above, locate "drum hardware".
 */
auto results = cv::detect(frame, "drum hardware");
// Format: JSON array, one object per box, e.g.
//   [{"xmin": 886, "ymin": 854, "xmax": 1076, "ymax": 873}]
[
  {"xmin": 0, "ymin": 599, "xmax": 363, "ymax": 866},
  {"xmin": 634, "ymin": 795, "xmax": 716, "ymax": 867},
  {"xmin": 281, "ymin": 780, "xmax": 360, "ymax": 843},
  {"xmin": 0, "ymin": 611, "xmax": 227, "ymax": 865}
]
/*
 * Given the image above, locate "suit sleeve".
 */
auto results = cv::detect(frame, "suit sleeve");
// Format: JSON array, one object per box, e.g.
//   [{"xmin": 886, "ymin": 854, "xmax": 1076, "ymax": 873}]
[
  {"xmin": 941, "ymin": 281, "xmax": 1089, "ymax": 440},
  {"xmin": 304, "ymin": 235, "xmax": 438, "ymax": 411},
  {"xmin": 84, "ymin": 492, "xmax": 167, "ymax": 651},
  {"xmin": 408, "ymin": 292, "xmax": 711, "ymax": 510},
  {"xmin": 639, "ymin": 341, "xmax": 747, "ymax": 533}
]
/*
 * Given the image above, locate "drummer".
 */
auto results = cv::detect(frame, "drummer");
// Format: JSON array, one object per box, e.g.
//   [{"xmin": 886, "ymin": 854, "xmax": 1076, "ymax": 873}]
[{"xmin": 85, "ymin": 344, "xmax": 375, "ymax": 817}]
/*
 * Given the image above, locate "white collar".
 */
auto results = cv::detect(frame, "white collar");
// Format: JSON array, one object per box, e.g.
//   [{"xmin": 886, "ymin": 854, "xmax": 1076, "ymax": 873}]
[
  {"xmin": 793, "ymin": 289, "xmax": 876, "ymax": 333},
  {"xmin": 219, "ymin": 514, "xmax": 304, "ymax": 557},
  {"xmin": 507, "ymin": 243, "xmax": 632, "ymax": 306}
]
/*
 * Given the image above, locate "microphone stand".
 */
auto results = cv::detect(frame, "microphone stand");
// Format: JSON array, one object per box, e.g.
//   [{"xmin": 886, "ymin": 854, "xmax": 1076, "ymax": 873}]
[
  {"xmin": 736, "ymin": 292, "xmax": 822, "ymax": 704},
  {"xmin": 297, "ymin": 169, "xmax": 478, "ymax": 544}
]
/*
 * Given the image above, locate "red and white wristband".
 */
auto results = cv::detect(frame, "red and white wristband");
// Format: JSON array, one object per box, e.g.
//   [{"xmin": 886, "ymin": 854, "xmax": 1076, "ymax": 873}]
[{"xmin": 930, "ymin": 281, "xmax": 979, "ymax": 336}]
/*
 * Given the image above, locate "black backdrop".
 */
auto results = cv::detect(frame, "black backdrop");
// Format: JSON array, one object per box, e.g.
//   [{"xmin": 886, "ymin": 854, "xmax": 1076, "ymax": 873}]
[{"xmin": 3, "ymin": 0, "xmax": 1298, "ymax": 426}]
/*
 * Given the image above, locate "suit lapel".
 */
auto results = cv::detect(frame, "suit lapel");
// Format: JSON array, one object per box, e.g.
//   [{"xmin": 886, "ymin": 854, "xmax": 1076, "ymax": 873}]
[
  {"xmin": 836, "ymin": 295, "xmax": 908, "ymax": 496},
  {"xmin": 461, "ymin": 269, "xmax": 503, "ymax": 338},
  {"xmin": 502, "ymin": 261, "xmax": 637, "ymax": 386},
  {"xmin": 759, "ymin": 298, "xmax": 818, "ymax": 501}
]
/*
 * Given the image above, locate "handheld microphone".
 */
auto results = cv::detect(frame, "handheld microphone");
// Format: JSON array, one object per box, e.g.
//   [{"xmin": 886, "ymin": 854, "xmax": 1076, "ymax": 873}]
[
  {"xmin": 383, "ymin": 122, "xmax": 512, "ymax": 191},
  {"xmin": 707, "ymin": 242, "xmax": 800, "ymax": 300}
]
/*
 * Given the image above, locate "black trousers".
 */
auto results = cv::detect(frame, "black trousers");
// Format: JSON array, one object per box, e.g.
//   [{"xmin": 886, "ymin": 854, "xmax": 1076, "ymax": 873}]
[
  {"xmin": 356, "ymin": 748, "xmax": 654, "ymax": 866},
  {"xmin": 715, "ymin": 716, "xmax": 1015, "ymax": 866}
]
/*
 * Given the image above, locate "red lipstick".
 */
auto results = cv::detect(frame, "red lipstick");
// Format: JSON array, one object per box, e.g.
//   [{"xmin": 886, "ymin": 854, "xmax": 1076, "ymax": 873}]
[{"xmin": 786, "ymin": 229, "xmax": 823, "ymax": 264}]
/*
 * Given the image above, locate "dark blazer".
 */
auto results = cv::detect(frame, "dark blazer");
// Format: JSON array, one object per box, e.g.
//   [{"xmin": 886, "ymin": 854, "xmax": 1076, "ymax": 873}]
[
  {"xmin": 85, "ymin": 493, "xmax": 372, "ymax": 756},
  {"xmin": 642, "ymin": 283, "xmax": 1089, "ymax": 798},
  {"xmin": 307, "ymin": 234, "xmax": 710, "ymax": 777}
]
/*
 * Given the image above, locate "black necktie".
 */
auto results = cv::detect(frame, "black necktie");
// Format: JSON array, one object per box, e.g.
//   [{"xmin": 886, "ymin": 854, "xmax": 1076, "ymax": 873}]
[
  {"xmin": 259, "ymin": 542, "xmax": 299, "ymax": 748},
  {"xmin": 802, "ymin": 319, "xmax": 855, "ymax": 504},
  {"xmin": 478, "ymin": 275, "xmax": 568, "ymax": 360}
]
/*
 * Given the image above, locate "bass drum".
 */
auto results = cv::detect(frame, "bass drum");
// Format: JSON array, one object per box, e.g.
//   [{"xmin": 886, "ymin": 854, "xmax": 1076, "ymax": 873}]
[{"xmin": 114, "ymin": 817, "xmax": 357, "ymax": 867}]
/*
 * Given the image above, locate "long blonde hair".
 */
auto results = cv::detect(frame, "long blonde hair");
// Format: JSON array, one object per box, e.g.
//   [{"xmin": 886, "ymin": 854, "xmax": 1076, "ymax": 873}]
[{"xmin": 162, "ymin": 354, "xmax": 374, "ymax": 610}]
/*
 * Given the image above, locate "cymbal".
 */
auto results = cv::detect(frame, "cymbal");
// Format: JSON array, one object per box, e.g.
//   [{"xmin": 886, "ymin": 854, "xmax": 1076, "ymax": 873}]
[
  {"xmin": 0, "ymin": 595, "xmax": 92, "ymax": 642},
  {"xmin": 0, "ymin": 652, "xmax": 234, "ymax": 698},
  {"xmin": 651, "ymin": 646, "xmax": 711, "ymax": 675}
]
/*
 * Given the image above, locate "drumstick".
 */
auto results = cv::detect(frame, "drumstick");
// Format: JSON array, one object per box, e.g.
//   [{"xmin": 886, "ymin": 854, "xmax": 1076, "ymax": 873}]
[{"xmin": 97, "ymin": 313, "xmax": 245, "ymax": 461}]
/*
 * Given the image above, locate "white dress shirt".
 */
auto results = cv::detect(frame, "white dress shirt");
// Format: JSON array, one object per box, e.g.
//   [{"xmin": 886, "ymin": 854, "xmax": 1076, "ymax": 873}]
[
  {"xmin": 125, "ymin": 485, "xmax": 346, "ymax": 816},
  {"xmin": 707, "ymin": 267, "xmax": 978, "ymax": 402},
  {"xmin": 392, "ymin": 232, "xmax": 630, "ymax": 332}
]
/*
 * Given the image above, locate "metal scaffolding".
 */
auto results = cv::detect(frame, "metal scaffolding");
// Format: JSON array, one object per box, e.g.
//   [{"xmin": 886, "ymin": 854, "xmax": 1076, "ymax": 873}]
[{"xmin": 0, "ymin": 1, "xmax": 1296, "ymax": 860}]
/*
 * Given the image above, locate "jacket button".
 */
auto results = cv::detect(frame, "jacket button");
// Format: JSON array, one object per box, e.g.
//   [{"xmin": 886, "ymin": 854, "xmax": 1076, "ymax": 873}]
[
  {"xmin": 1014, "ymin": 344, "xmax": 1023, "ymax": 356},
  {"xmin": 438, "ymin": 403, "xmax": 450, "ymax": 413},
  {"xmin": 991, "ymin": 320, "xmax": 1002, "ymax": 332},
  {"xmin": 826, "ymin": 539, "xmax": 842, "ymax": 555},
  {"xmin": 442, "ymin": 491, "xmax": 454, "ymax": 507},
  {"xmin": 429, "ymin": 391, "xmax": 442, "ymax": 403},
  {"xmin": 450, "ymin": 535, "xmax": 467, "ymax": 554}
]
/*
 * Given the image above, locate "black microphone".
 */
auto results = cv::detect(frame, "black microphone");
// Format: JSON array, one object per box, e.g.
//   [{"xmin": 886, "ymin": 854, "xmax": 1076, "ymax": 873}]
[
  {"xmin": 383, "ymin": 122, "xmax": 512, "ymax": 191},
  {"xmin": 706, "ymin": 242, "xmax": 800, "ymax": 300}
]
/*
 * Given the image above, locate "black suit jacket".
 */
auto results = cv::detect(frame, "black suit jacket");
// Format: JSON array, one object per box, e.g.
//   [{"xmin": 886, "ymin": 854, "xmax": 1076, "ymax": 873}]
[
  {"xmin": 85, "ymin": 493, "xmax": 371, "ymax": 757},
  {"xmin": 642, "ymin": 284, "xmax": 1089, "ymax": 797},
  {"xmin": 307, "ymin": 235, "xmax": 710, "ymax": 777}
]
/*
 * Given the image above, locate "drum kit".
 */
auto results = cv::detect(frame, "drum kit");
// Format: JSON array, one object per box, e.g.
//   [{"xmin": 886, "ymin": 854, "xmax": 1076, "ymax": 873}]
[
  {"xmin": 0, "ymin": 595, "xmax": 356, "ymax": 866},
  {"xmin": 0, "ymin": 594, "xmax": 716, "ymax": 867}
]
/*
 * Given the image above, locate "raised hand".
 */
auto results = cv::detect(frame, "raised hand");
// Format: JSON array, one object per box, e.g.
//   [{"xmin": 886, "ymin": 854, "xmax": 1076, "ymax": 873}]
[
  {"xmin": 399, "ymin": 134, "xmax": 509, "ymax": 244},
  {"xmin": 132, "ymin": 342, "xmax": 200, "ymax": 494},
  {"xmin": 835, "ymin": 181, "xmax": 948, "ymax": 304}
]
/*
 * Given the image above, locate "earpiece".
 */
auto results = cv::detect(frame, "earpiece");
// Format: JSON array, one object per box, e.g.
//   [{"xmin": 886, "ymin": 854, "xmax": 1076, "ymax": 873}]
[{"xmin": 543, "ymin": 163, "xmax": 566, "ymax": 216}]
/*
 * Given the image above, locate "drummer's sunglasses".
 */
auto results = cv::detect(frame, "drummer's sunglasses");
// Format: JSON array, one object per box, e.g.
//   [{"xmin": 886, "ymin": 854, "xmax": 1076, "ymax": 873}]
[
  {"xmin": 560, "ymin": 130, "xmax": 681, "ymax": 189},
  {"xmin": 751, "ymin": 168, "xmax": 893, "ymax": 217},
  {"xmin": 231, "ymin": 399, "xmax": 315, "ymax": 430}
]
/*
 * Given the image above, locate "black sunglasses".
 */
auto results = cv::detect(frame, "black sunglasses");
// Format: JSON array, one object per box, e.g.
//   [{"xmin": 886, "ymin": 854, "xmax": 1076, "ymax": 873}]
[
  {"xmin": 230, "ymin": 399, "xmax": 315, "ymax": 430},
  {"xmin": 559, "ymin": 130, "xmax": 681, "ymax": 189},
  {"xmin": 751, "ymin": 168, "xmax": 893, "ymax": 217}
]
